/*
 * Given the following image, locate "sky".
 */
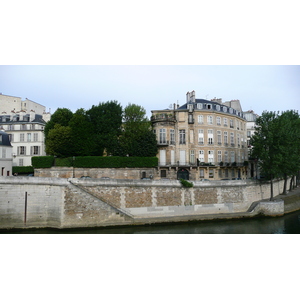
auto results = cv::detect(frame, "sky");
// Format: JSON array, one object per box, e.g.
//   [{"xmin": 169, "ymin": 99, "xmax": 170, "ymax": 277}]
[
  {"xmin": 1, "ymin": 65, "xmax": 299, "ymax": 117},
  {"xmin": 2, "ymin": 1, "xmax": 299, "ymax": 291}
]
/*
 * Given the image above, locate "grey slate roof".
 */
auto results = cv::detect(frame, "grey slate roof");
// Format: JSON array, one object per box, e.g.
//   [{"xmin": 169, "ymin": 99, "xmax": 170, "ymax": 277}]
[{"xmin": 0, "ymin": 131, "xmax": 12, "ymax": 146}]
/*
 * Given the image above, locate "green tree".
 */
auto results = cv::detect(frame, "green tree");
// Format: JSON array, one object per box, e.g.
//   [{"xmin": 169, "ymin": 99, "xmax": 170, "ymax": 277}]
[
  {"xmin": 44, "ymin": 108, "xmax": 73, "ymax": 140},
  {"xmin": 86, "ymin": 101, "xmax": 123, "ymax": 155},
  {"xmin": 45, "ymin": 124, "xmax": 74, "ymax": 157},
  {"xmin": 68, "ymin": 108, "xmax": 96, "ymax": 156},
  {"xmin": 250, "ymin": 111, "xmax": 282, "ymax": 200},
  {"xmin": 118, "ymin": 103, "xmax": 158, "ymax": 157}
]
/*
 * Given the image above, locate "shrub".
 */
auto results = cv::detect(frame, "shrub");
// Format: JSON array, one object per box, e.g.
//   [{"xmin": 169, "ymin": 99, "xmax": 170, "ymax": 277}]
[
  {"xmin": 12, "ymin": 166, "xmax": 34, "ymax": 174},
  {"xmin": 179, "ymin": 178, "xmax": 194, "ymax": 188},
  {"xmin": 32, "ymin": 156, "xmax": 55, "ymax": 168}
]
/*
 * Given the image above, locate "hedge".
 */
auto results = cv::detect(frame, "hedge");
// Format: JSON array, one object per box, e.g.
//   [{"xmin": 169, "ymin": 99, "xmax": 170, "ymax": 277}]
[
  {"xmin": 32, "ymin": 156, "xmax": 55, "ymax": 168},
  {"xmin": 31, "ymin": 156, "xmax": 158, "ymax": 168},
  {"xmin": 12, "ymin": 166, "xmax": 34, "ymax": 174}
]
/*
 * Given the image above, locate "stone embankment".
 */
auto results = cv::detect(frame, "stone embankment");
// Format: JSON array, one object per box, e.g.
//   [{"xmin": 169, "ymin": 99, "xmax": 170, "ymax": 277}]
[{"xmin": 0, "ymin": 176, "xmax": 299, "ymax": 230}]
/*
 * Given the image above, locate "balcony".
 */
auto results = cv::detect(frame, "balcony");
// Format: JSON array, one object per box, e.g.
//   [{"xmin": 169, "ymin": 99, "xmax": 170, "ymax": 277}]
[{"xmin": 151, "ymin": 114, "xmax": 176, "ymax": 123}]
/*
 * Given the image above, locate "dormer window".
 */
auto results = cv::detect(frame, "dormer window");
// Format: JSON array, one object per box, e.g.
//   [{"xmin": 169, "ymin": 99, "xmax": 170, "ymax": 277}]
[
  {"xmin": 188, "ymin": 104, "xmax": 194, "ymax": 112},
  {"xmin": 197, "ymin": 103, "xmax": 203, "ymax": 109},
  {"xmin": 216, "ymin": 105, "xmax": 220, "ymax": 111},
  {"xmin": 223, "ymin": 107, "xmax": 227, "ymax": 113},
  {"xmin": 207, "ymin": 104, "xmax": 212, "ymax": 110}
]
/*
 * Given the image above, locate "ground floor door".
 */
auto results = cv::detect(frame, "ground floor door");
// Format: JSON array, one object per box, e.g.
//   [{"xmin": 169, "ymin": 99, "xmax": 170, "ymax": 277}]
[{"xmin": 177, "ymin": 168, "xmax": 189, "ymax": 180}]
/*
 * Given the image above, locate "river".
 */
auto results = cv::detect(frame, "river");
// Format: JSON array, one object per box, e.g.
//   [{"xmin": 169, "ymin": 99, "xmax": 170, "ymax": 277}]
[{"xmin": 2, "ymin": 210, "xmax": 300, "ymax": 234}]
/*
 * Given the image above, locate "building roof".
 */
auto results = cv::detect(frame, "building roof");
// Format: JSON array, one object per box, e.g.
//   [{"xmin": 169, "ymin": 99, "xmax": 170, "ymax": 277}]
[
  {"xmin": 177, "ymin": 98, "xmax": 246, "ymax": 119},
  {"xmin": 0, "ymin": 131, "xmax": 12, "ymax": 147}
]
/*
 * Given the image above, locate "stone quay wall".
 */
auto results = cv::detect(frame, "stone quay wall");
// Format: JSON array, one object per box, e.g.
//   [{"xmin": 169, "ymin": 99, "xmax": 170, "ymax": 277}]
[{"xmin": 0, "ymin": 176, "xmax": 290, "ymax": 229}]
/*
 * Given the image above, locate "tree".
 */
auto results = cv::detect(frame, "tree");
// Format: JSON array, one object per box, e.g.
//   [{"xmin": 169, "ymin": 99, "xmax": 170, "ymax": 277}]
[
  {"xmin": 68, "ymin": 108, "xmax": 96, "ymax": 156},
  {"xmin": 118, "ymin": 103, "xmax": 158, "ymax": 157},
  {"xmin": 45, "ymin": 124, "xmax": 74, "ymax": 157},
  {"xmin": 44, "ymin": 108, "xmax": 73, "ymax": 140},
  {"xmin": 251, "ymin": 110, "xmax": 300, "ymax": 199},
  {"xmin": 250, "ymin": 111, "xmax": 282, "ymax": 200},
  {"xmin": 86, "ymin": 101, "xmax": 123, "ymax": 155}
]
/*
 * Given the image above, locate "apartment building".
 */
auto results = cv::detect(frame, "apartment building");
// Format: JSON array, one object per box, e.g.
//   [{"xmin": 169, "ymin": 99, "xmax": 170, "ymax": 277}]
[
  {"xmin": 151, "ymin": 91, "xmax": 249, "ymax": 180},
  {"xmin": 0, "ymin": 131, "xmax": 13, "ymax": 176},
  {"xmin": 0, "ymin": 94, "xmax": 51, "ymax": 166}
]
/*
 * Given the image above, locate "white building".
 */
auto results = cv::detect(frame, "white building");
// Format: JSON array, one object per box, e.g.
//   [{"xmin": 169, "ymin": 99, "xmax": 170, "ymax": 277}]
[
  {"xmin": 0, "ymin": 131, "xmax": 13, "ymax": 176},
  {"xmin": 0, "ymin": 94, "xmax": 51, "ymax": 166}
]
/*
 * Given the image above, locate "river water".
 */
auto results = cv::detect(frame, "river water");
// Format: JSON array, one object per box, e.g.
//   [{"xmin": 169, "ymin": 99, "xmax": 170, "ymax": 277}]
[{"xmin": 2, "ymin": 210, "xmax": 300, "ymax": 234}]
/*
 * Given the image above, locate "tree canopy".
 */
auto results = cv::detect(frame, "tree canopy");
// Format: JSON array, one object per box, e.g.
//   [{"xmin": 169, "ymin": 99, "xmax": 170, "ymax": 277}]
[
  {"xmin": 250, "ymin": 110, "xmax": 300, "ymax": 199},
  {"xmin": 45, "ymin": 101, "xmax": 158, "ymax": 158}
]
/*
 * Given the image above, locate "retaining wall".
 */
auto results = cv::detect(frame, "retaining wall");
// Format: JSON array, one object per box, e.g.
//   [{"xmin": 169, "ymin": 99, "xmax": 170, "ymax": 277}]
[{"xmin": 0, "ymin": 177, "xmax": 290, "ymax": 229}]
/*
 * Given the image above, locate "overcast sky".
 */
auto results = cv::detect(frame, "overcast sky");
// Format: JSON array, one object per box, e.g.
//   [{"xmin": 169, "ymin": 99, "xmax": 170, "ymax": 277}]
[{"xmin": 0, "ymin": 65, "xmax": 299, "ymax": 117}]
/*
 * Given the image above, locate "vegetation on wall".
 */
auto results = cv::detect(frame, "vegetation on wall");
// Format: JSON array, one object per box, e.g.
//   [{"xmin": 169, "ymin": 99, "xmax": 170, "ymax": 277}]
[
  {"xmin": 179, "ymin": 178, "xmax": 194, "ymax": 188},
  {"xmin": 12, "ymin": 166, "xmax": 34, "ymax": 174}
]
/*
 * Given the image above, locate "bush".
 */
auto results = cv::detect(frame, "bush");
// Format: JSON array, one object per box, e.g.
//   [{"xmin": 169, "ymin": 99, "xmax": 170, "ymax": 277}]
[
  {"xmin": 12, "ymin": 166, "xmax": 34, "ymax": 174},
  {"xmin": 55, "ymin": 157, "xmax": 73, "ymax": 167},
  {"xmin": 179, "ymin": 178, "xmax": 194, "ymax": 188},
  {"xmin": 32, "ymin": 156, "xmax": 55, "ymax": 168}
]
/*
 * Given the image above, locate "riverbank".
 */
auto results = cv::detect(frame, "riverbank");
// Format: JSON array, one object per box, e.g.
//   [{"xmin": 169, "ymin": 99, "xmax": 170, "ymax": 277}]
[{"xmin": 0, "ymin": 177, "xmax": 299, "ymax": 230}]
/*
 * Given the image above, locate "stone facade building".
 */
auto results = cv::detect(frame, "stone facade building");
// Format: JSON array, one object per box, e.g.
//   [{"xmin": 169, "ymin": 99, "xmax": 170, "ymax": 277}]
[
  {"xmin": 0, "ymin": 94, "xmax": 51, "ymax": 167},
  {"xmin": 151, "ymin": 91, "xmax": 249, "ymax": 181}
]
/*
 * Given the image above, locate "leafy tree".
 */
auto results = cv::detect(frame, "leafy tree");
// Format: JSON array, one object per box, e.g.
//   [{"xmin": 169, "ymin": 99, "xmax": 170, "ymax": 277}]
[
  {"xmin": 250, "ymin": 111, "xmax": 282, "ymax": 200},
  {"xmin": 44, "ymin": 108, "xmax": 73, "ymax": 140},
  {"xmin": 118, "ymin": 103, "xmax": 158, "ymax": 157},
  {"xmin": 45, "ymin": 124, "xmax": 74, "ymax": 157},
  {"xmin": 251, "ymin": 110, "xmax": 300, "ymax": 199},
  {"xmin": 86, "ymin": 101, "xmax": 123, "ymax": 155},
  {"xmin": 68, "ymin": 108, "xmax": 96, "ymax": 156}
]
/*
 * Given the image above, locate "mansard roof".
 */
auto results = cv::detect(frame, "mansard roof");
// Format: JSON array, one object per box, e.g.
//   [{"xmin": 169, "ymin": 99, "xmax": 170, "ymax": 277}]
[
  {"xmin": 177, "ymin": 98, "xmax": 246, "ymax": 120},
  {"xmin": 0, "ymin": 131, "xmax": 12, "ymax": 147}
]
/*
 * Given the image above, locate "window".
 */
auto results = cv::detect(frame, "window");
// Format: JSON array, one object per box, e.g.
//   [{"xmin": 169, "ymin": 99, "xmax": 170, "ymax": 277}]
[
  {"xmin": 216, "ymin": 105, "xmax": 220, "ymax": 111},
  {"xmin": 200, "ymin": 169, "xmax": 204, "ymax": 178},
  {"xmin": 247, "ymin": 131, "xmax": 251, "ymax": 137},
  {"xmin": 170, "ymin": 129, "xmax": 175, "ymax": 144},
  {"xmin": 188, "ymin": 114, "xmax": 194, "ymax": 123},
  {"xmin": 159, "ymin": 128, "xmax": 166, "ymax": 144},
  {"xmin": 19, "ymin": 159, "xmax": 24, "ymax": 166},
  {"xmin": 217, "ymin": 150, "xmax": 222, "ymax": 163},
  {"xmin": 237, "ymin": 133, "xmax": 240, "ymax": 146},
  {"xmin": 207, "ymin": 115, "xmax": 213, "ymax": 125},
  {"xmin": 188, "ymin": 104, "xmax": 193, "ymax": 112},
  {"xmin": 224, "ymin": 131, "xmax": 228, "ymax": 144},
  {"xmin": 216, "ymin": 116, "xmax": 221, "ymax": 125},
  {"xmin": 217, "ymin": 131, "xmax": 222, "ymax": 144},
  {"xmin": 31, "ymin": 146, "xmax": 40, "ymax": 155},
  {"xmin": 208, "ymin": 150, "xmax": 214, "ymax": 163},
  {"xmin": 209, "ymin": 169, "xmax": 214, "ymax": 178},
  {"xmin": 179, "ymin": 130, "xmax": 186, "ymax": 144},
  {"xmin": 33, "ymin": 133, "xmax": 38, "ymax": 142},
  {"xmin": 223, "ymin": 106, "xmax": 227, "ymax": 113},
  {"xmin": 31, "ymin": 124, "xmax": 35, "ymax": 130},
  {"xmin": 225, "ymin": 169, "xmax": 229, "ymax": 178},
  {"xmin": 230, "ymin": 132, "xmax": 234, "ymax": 145},
  {"xmin": 197, "ymin": 103, "xmax": 203, "ymax": 109},
  {"xmin": 230, "ymin": 119, "xmax": 234, "ymax": 128},
  {"xmin": 190, "ymin": 150, "xmax": 195, "ymax": 164},
  {"xmin": 18, "ymin": 146, "xmax": 26, "ymax": 155},
  {"xmin": 231, "ymin": 151, "xmax": 235, "ymax": 163},
  {"xmin": 27, "ymin": 133, "xmax": 31, "ymax": 142},
  {"xmin": 20, "ymin": 133, "xmax": 24, "ymax": 142},
  {"xmin": 198, "ymin": 129, "xmax": 204, "ymax": 144},
  {"xmin": 160, "ymin": 170, "xmax": 167, "ymax": 178},
  {"xmin": 229, "ymin": 108, "xmax": 233, "ymax": 114},
  {"xmin": 8, "ymin": 125, "xmax": 14, "ymax": 130},
  {"xmin": 199, "ymin": 150, "xmax": 204, "ymax": 162},
  {"xmin": 21, "ymin": 124, "xmax": 26, "ymax": 130},
  {"xmin": 224, "ymin": 151, "xmax": 228, "ymax": 163},
  {"xmin": 198, "ymin": 115, "xmax": 203, "ymax": 124},
  {"xmin": 224, "ymin": 118, "xmax": 228, "ymax": 126},
  {"xmin": 208, "ymin": 129, "xmax": 214, "ymax": 145}
]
